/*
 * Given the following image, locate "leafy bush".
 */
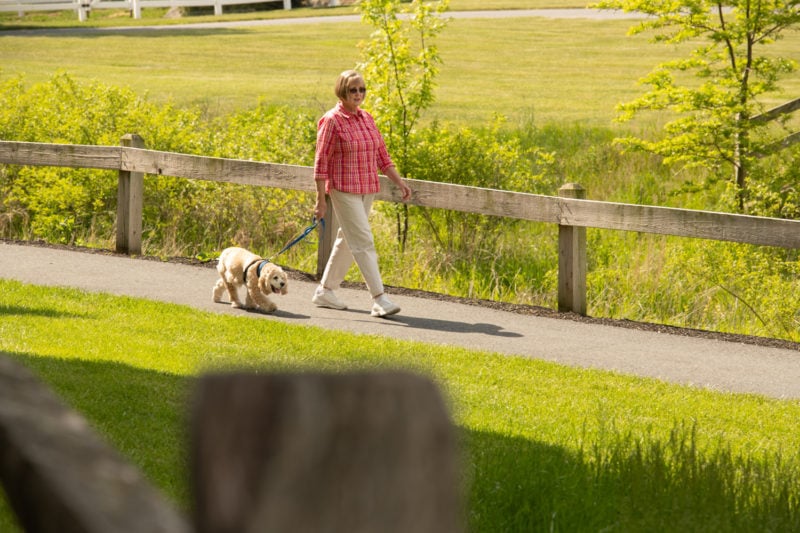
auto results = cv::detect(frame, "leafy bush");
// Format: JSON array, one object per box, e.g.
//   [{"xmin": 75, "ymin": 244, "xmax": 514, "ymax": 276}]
[{"xmin": 0, "ymin": 73, "xmax": 318, "ymax": 256}]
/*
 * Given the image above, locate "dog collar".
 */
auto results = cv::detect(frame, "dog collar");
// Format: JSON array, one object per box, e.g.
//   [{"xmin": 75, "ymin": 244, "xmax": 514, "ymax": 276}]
[
  {"xmin": 256, "ymin": 259, "xmax": 271, "ymax": 277},
  {"xmin": 243, "ymin": 259, "xmax": 271, "ymax": 283}
]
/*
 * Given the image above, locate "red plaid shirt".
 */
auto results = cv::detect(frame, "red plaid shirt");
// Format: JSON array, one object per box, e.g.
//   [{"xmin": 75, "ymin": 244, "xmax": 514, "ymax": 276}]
[{"xmin": 314, "ymin": 102, "xmax": 394, "ymax": 195}]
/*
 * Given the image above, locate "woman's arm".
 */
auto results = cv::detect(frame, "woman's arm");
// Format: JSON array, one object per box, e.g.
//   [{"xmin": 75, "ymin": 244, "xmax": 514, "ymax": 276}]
[{"xmin": 383, "ymin": 166, "xmax": 412, "ymax": 201}]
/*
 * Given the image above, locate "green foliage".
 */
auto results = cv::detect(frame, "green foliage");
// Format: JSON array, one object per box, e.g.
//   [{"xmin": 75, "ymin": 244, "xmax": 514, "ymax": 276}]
[
  {"xmin": 144, "ymin": 100, "xmax": 319, "ymax": 258},
  {"xmin": 745, "ymin": 148, "xmax": 800, "ymax": 219},
  {"xmin": 0, "ymin": 72, "xmax": 209, "ymax": 245},
  {"xmin": 357, "ymin": 0, "xmax": 450, "ymax": 248},
  {"xmin": 589, "ymin": 233, "xmax": 800, "ymax": 341},
  {"xmin": 0, "ymin": 73, "xmax": 319, "ymax": 257},
  {"xmin": 357, "ymin": 0, "xmax": 449, "ymax": 162},
  {"xmin": 592, "ymin": 0, "xmax": 800, "ymax": 213},
  {"xmin": 377, "ymin": 118, "xmax": 558, "ymax": 303},
  {"xmin": 408, "ymin": 118, "xmax": 553, "ymax": 250}
]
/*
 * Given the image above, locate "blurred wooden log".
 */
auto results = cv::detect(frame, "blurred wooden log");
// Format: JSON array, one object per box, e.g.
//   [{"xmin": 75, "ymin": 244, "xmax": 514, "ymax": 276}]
[
  {"xmin": 190, "ymin": 371, "xmax": 461, "ymax": 533},
  {"xmin": 0, "ymin": 355, "xmax": 189, "ymax": 533}
]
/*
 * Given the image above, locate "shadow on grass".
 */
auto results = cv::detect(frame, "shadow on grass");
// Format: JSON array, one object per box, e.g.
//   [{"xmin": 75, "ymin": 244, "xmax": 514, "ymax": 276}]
[
  {"xmin": 0, "ymin": 304, "xmax": 88, "ymax": 319},
  {"xmin": 1, "ymin": 352, "xmax": 798, "ymax": 533}
]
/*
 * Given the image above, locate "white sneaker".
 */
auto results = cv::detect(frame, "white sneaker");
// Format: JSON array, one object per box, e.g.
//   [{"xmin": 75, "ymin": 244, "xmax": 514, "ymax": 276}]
[
  {"xmin": 312, "ymin": 287, "xmax": 347, "ymax": 310},
  {"xmin": 371, "ymin": 294, "xmax": 400, "ymax": 317}
]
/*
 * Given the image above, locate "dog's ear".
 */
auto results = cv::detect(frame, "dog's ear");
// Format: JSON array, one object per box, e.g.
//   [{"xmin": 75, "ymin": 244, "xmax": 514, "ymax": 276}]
[
  {"xmin": 280, "ymin": 273, "xmax": 289, "ymax": 295},
  {"xmin": 258, "ymin": 272, "xmax": 270, "ymax": 294}
]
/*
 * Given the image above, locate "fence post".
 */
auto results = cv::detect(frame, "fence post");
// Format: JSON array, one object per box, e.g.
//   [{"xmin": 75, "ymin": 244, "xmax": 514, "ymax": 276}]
[
  {"xmin": 558, "ymin": 183, "xmax": 587, "ymax": 315},
  {"xmin": 190, "ymin": 371, "xmax": 462, "ymax": 533},
  {"xmin": 0, "ymin": 356, "xmax": 190, "ymax": 533},
  {"xmin": 117, "ymin": 134, "xmax": 144, "ymax": 256},
  {"xmin": 77, "ymin": 0, "xmax": 90, "ymax": 21},
  {"xmin": 131, "ymin": 0, "xmax": 141, "ymax": 19},
  {"xmin": 316, "ymin": 195, "xmax": 335, "ymax": 279}
]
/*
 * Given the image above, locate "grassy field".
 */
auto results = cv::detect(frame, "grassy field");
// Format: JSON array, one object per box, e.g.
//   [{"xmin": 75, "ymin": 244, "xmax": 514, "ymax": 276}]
[
  {"xmin": 3, "ymin": 6, "xmax": 799, "ymax": 126},
  {"xmin": 1, "ymin": 279, "xmax": 799, "ymax": 532}
]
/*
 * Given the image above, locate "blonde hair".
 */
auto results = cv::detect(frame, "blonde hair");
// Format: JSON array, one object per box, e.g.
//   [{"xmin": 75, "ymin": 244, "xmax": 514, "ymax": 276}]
[{"xmin": 334, "ymin": 70, "xmax": 364, "ymax": 100}]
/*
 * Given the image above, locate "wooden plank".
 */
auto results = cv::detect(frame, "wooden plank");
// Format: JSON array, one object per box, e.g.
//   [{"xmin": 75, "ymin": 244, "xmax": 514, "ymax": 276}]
[
  {"xmin": 190, "ymin": 371, "xmax": 462, "ymax": 533},
  {"xmin": 556, "ymin": 197, "xmax": 800, "ymax": 249},
  {"xmin": 120, "ymin": 146, "xmax": 317, "ymax": 192},
  {"xmin": 558, "ymin": 184, "xmax": 587, "ymax": 315},
  {"xmin": 117, "ymin": 134, "xmax": 144, "ymax": 255},
  {"xmin": 378, "ymin": 176, "xmax": 562, "ymax": 224},
  {"xmin": 750, "ymin": 97, "xmax": 800, "ymax": 124},
  {"xmin": 762, "ymin": 130, "xmax": 800, "ymax": 155},
  {"xmin": 92, "ymin": 0, "xmax": 132, "ymax": 8},
  {"xmin": 0, "ymin": 355, "xmax": 190, "ymax": 533},
  {"xmin": 2, "ymin": 140, "xmax": 798, "ymax": 249},
  {"xmin": 0, "ymin": 141, "xmax": 121, "ymax": 170},
  {"xmin": 383, "ymin": 178, "xmax": 800, "ymax": 248},
  {"xmin": 317, "ymin": 194, "xmax": 336, "ymax": 278}
]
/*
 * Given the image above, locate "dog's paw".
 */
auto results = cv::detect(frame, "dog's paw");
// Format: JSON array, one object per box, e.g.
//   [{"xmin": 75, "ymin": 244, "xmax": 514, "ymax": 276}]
[{"xmin": 231, "ymin": 302, "xmax": 244, "ymax": 309}]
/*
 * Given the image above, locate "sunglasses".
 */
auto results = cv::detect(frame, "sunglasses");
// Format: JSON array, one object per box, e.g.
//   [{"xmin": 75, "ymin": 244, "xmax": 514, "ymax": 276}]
[{"xmin": 348, "ymin": 87, "xmax": 367, "ymax": 95}]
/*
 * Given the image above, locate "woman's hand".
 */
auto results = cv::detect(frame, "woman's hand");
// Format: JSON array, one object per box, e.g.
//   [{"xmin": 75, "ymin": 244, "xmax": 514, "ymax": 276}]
[
  {"xmin": 398, "ymin": 181, "xmax": 412, "ymax": 201},
  {"xmin": 385, "ymin": 167, "xmax": 412, "ymax": 201},
  {"xmin": 314, "ymin": 197, "xmax": 327, "ymax": 221}
]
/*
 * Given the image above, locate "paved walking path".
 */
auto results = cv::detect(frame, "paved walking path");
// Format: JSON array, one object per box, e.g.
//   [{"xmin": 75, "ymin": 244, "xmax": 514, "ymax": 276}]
[{"xmin": 2, "ymin": 241, "xmax": 798, "ymax": 399}]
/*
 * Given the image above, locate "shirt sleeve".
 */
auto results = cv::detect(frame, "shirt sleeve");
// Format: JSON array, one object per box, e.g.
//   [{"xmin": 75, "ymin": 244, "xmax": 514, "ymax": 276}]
[
  {"xmin": 367, "ymin": 113, "xmax": 395, "ymax": 173},
  {"xmin": 313, "ymin": 113, "xmax": 336, "ymax": 182}
]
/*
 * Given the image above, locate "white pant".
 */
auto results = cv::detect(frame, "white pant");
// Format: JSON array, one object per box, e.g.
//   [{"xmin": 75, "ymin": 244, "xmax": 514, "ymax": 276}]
[{"xmin": 320, "ymin": 190, "xmax": 384, "ymax": 298}]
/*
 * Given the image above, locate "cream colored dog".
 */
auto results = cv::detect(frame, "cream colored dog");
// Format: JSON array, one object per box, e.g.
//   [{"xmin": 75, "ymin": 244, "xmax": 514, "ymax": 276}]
[{"xmin": 212, "ymin": 247, "xmax": 288, "ymax": 313}]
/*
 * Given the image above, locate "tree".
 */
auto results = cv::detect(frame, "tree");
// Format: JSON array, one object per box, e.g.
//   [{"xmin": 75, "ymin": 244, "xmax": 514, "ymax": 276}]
[
  {"xmin": 592, "ymin": 0, "xmax": 800, "ymax": 212},
  {"xmin": 357, "ymin": 0, "xmax": 450, "ymax": 249}
]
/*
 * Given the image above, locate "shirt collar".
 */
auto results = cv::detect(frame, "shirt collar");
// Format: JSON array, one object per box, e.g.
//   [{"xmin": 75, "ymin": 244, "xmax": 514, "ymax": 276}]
[{"xmin": 336, "ymin": 101, "xmax": 363, "ymax": 119}]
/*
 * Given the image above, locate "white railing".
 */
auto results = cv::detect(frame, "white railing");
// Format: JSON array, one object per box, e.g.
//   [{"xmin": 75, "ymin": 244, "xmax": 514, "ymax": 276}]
[{"xmin": 0, "ymin": 0, "xmax": 289, "ymax": 21}]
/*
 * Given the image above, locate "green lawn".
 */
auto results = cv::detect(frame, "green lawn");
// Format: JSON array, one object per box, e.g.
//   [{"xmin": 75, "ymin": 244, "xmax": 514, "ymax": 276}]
[
  {"xmin": 3, "ymin": 6, "xmax": 798, "ymax": 126},
  {"xmin": 1, "ymin": 279, "xmax": 799, "ymax": 531}
]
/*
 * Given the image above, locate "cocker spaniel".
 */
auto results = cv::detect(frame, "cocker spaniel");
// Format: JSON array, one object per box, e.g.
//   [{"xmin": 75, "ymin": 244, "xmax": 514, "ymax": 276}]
[{"xmin": 212, "ymin": 247, "xmax": 288, "ymax": 313}]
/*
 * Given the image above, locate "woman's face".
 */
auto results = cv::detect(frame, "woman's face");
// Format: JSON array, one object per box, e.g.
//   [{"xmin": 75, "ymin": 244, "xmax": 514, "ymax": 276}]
[{"xmin": 342, "ymin": 77, "xmax": 367, "ymax": 111}]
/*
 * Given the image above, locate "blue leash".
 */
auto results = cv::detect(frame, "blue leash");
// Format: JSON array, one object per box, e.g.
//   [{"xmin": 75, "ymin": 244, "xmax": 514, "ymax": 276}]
[{"xmin": 266, "ymin": 217, "xmax": 324, "ymax": 262}]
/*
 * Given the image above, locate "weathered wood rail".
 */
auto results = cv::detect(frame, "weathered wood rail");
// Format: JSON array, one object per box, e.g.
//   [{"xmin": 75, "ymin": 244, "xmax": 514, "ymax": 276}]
[
  {"xmin": 0, "ymin": 355, "xmax": 461, "ymax": 532},
  {"xmin": 751, "ymin": 96, "xmax": 800, "ymax": 156},
  {"xmin": 1, "ymin": 136, "xmax": 799, "ymax": 315}
]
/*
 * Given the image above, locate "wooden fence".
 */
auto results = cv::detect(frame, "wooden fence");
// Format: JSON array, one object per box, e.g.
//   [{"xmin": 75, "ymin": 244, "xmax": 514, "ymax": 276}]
[
  {"xmin": 751, "ymin": 96, "xmax": 800, "ymax": 156},
  {"xmin": 1, "ymin": 135, "xmax": 799, "ymax": 315},
  {"xmin": 0, "ymin": 356, "xmax": 461, "ymax": 532},
  {"xmin": 0, "ymin": 0, "xmax": 290, "ymax": 21}
]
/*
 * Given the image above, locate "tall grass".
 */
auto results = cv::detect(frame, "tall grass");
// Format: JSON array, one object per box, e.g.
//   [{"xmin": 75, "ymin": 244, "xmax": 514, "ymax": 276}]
[{"xmin": 1, "ymin": 280, "xmax": 799, "ymax": 531}]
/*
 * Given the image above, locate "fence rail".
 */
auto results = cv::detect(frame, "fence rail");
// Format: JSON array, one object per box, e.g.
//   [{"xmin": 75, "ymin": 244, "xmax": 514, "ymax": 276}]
[
  {"xmin": 1, "ymin": 136, "xmax": 799, "ymax": 314},
  {"xmin": 751, "ymin": 96, "xmax": 800, "ymax": 156},
  {"xmin": 0, "ymin": 0, "xmax": 289, "ymax": 20}
]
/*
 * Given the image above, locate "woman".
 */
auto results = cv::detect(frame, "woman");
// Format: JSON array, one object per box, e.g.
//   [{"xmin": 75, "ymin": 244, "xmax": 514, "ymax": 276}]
[{"xmin": 311, "ymin": 69, "xmax": 413, "ymax": 317}]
